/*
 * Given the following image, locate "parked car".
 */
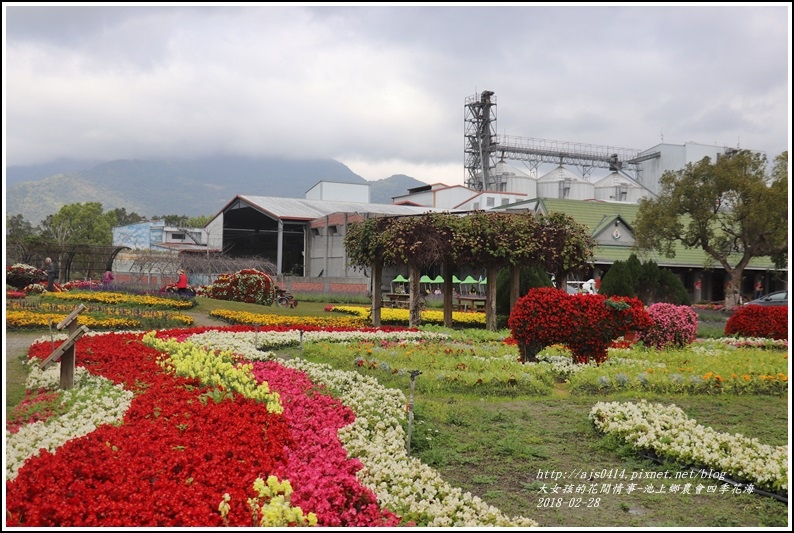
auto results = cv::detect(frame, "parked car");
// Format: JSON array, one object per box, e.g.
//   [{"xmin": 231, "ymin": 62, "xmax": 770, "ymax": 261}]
[{"xmin": 743, "ymin": 290, "xmax": 788, "ymax": 307}]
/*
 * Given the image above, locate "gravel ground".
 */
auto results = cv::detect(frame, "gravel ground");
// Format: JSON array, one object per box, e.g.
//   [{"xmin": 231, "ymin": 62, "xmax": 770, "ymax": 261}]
[{"xmin": 6, "ymin": 331, "xmax": 52, "ymax": 362}]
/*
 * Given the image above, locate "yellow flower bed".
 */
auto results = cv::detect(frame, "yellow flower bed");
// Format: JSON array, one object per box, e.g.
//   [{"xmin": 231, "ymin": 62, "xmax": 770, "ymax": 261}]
[
  {"xmin": 331, "ymin": 305, "xmax": 486, "ymax": 326},
  {"xmin": 6, "ymin": 309, "xmax": 194, "ymax": 330},
  {"xmin": 6, "ymin": 310, "xmax": 144, "ymax": 330},
  {"xmin": 209, "ymin": 309, "xmax": 367, "ymax": 328},
  {"xmin": 45, "ymin": 290, "xmax": 195, "ymax": 309}
]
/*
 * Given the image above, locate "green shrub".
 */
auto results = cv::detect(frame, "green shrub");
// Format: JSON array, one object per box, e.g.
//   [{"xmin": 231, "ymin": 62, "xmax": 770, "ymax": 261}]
[
  {"xmin": 495, "ymin": 265, "xmax": 552, "ymax": 315},
  {"xmin": 601, "ymin": 254, "xmax": 689, "ymax": 305}
]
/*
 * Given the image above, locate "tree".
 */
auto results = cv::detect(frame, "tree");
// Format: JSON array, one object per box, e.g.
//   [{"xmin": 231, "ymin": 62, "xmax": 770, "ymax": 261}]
[
  {"xmin": 599, "ymin": 253, "xmax": 690, "ymax": 305},
  {"xmin": 108, "ymin": 207, "xmax": 147, "ymax": 226},
  {"xmin": 39, "ymin": 202, "xmax": 116, "ymax": 246},
  {"xmin": 633, "ymin": 150, "xmax": 788, "ymax": 310},
  {"xmin": 345, "ymin": 211, "xmax": 595, "ymax": 331},
  {"xmin": 153, "ymin": 214, "xmax": 190, "ymax": 227},
  {"xmin": 495, "ymin": 265, "xmax": 552, "ymax": 316},
  {"xmin": 186, "ymin": 215, "xmax": 212, "ymax": 228},
  {"xmin": 6, "ymin": 214, "xmax": 38, "ymax": 241}
]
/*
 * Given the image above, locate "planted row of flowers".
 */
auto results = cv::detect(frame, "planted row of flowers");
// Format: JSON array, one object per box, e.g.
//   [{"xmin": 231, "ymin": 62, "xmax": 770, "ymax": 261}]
[
  {"xmin": 589, "ymin": 400, "xmax": 788, "ymax": 494},
  {"xmin": 7, "ymin": 328, "xmax": 400, "ymax": 526},
  {"xmin": 6, "ymin": 323, "xmax": 787, "ymax": 527},
  {"xmin": 294, "ymin": 334, "xmax": 788, "ymax": 396},
  {"xmin": 6, "ymin": 326, "xmax": 538, "ymax": 527},
  {"xmin": 6, "ymin": 307, "xmax": 194, "ymax": 330},
  {"xmin": 5, "ymin": 310, "xmax": 158, "ymax": 330},
  {"xmin": 209, "ymin": 308, "xmax": 367, "ymax": 329},
  {"xmin": 43, "ymin": 290, "xmax": 196, "ymax": 309},
  {"xmin": 329, "ymin": 304, "xmax": 487, "ymax": 327}
]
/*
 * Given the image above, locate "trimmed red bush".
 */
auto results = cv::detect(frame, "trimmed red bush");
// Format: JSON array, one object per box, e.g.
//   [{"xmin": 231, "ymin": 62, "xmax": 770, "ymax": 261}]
[
  {"xmin": 725, "ymin": 305, "xmax": 788, "ymax": 340},
  {"xmin": 508, "ymin": 287, "xmax": 652, "ymax": 365}
]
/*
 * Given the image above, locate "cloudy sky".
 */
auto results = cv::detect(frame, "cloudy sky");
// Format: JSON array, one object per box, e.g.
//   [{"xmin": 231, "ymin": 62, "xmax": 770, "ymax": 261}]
[{"xmin": 3, "ymin": 3, "xmax": 791, "ymax": 185}]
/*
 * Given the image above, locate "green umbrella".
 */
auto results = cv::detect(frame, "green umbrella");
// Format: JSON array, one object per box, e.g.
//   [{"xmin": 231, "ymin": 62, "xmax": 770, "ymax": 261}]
[
  {"xmin": 432, "ymin": 275, "xmax": 444, "ymax": 284},
  {"xmin": 452, "ymin": 275, "xmax": 462, "ymax": 284},
  {"xmin": 419, "ymin": 275, "xmax": 433, "ymax": 283},
  {"xmin": 461, "ymin": 275, "xmax": 478, "ymax": 284},
  {"xmin": 479, "ymin": 277, "xmax": 487, "ymax": 284},
  {"xmin": 392, "ymin": 275, "xmax": 408, "ymax": 282}
]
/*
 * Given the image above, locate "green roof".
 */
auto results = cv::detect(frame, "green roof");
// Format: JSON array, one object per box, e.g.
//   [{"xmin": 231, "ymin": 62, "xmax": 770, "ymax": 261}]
[{"xmin": 497, "ymin": 197, "xmax": 779, "ymax": 271}]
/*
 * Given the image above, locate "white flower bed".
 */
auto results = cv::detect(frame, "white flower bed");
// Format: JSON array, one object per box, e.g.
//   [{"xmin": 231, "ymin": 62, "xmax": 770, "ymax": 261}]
[
  {"xmin": 6, "ymin": 365, "xmax": 133, "ymax": 480},
  {"xmin": 589, "ymin": 400, "xmax": 788, "ymax": 493}
]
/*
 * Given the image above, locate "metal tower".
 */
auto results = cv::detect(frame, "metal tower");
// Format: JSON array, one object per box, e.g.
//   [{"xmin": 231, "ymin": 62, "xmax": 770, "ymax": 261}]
[
  {"xmin": 464, "ymin": 90, "xmax": 498, "ymax": 191},
  {"xmin": 464, "ymin": 91, "xmax": 660, "ymax": 188}
]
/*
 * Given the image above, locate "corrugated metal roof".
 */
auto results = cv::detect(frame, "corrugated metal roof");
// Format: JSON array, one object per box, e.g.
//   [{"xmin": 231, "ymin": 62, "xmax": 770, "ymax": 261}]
[{"xmin": 237, "ymin": 195, "xmax": 443, "ymax": 220}]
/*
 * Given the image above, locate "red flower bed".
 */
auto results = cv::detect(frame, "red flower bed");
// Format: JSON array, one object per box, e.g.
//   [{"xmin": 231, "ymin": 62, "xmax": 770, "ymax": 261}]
[
  {"xmin": 508, "ymin": 287, "xmax": 651, "ymax": 364},
  {"xmin": 725, "ymin": 305, "xmax": 788, "ymax": 340},
  {"xmin": 6, "ymin": 327, "xmax": 401, "ymax": 527}
]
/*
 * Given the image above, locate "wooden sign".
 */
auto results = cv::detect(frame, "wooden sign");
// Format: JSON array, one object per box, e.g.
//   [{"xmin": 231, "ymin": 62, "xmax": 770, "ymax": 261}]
[
  {"xmin": 39, "ymin": 325, "xmax": 89, "ymax": 369},
  {"xmin": 56, "ymin": 304, "xmax": 86, "ymax": 331}
]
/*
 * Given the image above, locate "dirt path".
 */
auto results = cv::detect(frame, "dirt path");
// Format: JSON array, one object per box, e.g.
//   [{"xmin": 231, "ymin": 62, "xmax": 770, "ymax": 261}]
[{"xmin": 5, "ymin": 330, "xmax": 53, "ymax": 361}]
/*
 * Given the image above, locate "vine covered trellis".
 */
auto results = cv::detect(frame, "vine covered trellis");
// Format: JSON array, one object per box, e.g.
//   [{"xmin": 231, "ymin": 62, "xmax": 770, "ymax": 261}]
[{"xmin": 344, "ymin": 211, "xmax": 595, "ymax": 330}]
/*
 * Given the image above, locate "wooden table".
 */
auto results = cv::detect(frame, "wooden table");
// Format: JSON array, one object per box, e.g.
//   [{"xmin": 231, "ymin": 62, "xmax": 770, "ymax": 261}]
[
  {"xmin": 384, "ymin": 293, "xmax": 410, "ymax": 308},
  {"xmin": 456, "ymin": 295, "xmax": 486, "ymax": 311}
]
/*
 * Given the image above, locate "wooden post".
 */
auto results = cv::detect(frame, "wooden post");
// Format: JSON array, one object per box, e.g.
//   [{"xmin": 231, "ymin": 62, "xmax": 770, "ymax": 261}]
[
  {"xmin": 40, "ymin": 304, "xmax": 88, "ymax": 390},
  {"xmin": 60, "ymin": 321, "xmax": 78, "ymax": 390}
]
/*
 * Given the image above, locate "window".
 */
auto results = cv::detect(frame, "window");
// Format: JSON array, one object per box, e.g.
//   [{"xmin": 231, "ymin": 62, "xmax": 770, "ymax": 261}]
[
  {"xmin": 501, "ymin": 198, "xmax": 510, "ymax": 206},
  {"xmin": 311, "ymin": 228, "xmax": 320, "ymax": 236},
  {"xmin": 328, "ymin": 225, "xmax": 339, "ymax": 235},
  {"xmin": 473, "ymin": 202, "xmax": 480, "ymax": 210},
  {"xmin": 171, "ymin": 233, "xmax": 185, "ymax": 240},
  {"xmin": 486, "ymin": 197, "xmax": 495, "ymax": 207}
]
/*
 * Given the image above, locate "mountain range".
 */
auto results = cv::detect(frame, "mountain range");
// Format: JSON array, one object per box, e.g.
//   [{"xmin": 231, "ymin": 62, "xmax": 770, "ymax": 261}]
[{"xmin": 5, "ymin": 156, "xmax": 428, "ymax": 225}]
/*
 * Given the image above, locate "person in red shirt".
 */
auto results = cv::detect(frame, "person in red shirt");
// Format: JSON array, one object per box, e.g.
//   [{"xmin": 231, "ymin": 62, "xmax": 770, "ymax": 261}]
[{"xmin": 176, "ymin": 269, "xmax": 191, "ymax": 296}]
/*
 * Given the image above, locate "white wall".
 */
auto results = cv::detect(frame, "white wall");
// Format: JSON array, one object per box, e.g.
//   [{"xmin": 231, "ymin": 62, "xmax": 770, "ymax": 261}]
[{"xmin": 306, "ymin": 181, "xmax": 370, "ymax": 203}]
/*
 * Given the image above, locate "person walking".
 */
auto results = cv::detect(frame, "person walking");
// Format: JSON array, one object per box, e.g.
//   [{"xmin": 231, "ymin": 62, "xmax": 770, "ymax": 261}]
[
  {"xmin": 44, "ymin": 257, "xmax": 56, "ymax": 291},
  {"xmin": 103, "ymin": 270, "xmax": 115, "ymax": 285}
]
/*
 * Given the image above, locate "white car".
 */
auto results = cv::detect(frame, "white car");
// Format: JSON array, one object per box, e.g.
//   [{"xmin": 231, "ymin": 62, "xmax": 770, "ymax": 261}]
[{"xmin": 566, "ymin": 280, "xmax": 597, "ymax": 295}]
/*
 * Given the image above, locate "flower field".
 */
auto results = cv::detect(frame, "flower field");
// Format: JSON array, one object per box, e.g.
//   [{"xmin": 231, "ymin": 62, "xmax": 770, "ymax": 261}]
[{"xmin": 4, "ymin": 300, "xmax": 790, "ymax": 527}]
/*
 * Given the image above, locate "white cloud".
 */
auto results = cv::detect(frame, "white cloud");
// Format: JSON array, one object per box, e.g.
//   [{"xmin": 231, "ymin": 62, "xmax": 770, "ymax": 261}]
[{"xmin": 4, "ymin": 3, "xmax": 790, "ymax": 184}]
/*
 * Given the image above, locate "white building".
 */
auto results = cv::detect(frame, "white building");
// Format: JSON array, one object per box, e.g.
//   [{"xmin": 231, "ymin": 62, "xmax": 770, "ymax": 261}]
[
  {"xmin": 536, "ymin": 165, "xmax": 595, "ymax": 200},
  {"xmin": 304, "ymin": 181, "xmax": 370, "ymax": 203},
  {"xmin": 112, "ymin": 220, "xmax": 209, "ymax": 252},
  {"xmin": 593, "ymin": 172, "xmax": 652, "ymax": 203},
  {"xmin": 636, "ymin": 142, "xmax": 754, "ymax": 196}
]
